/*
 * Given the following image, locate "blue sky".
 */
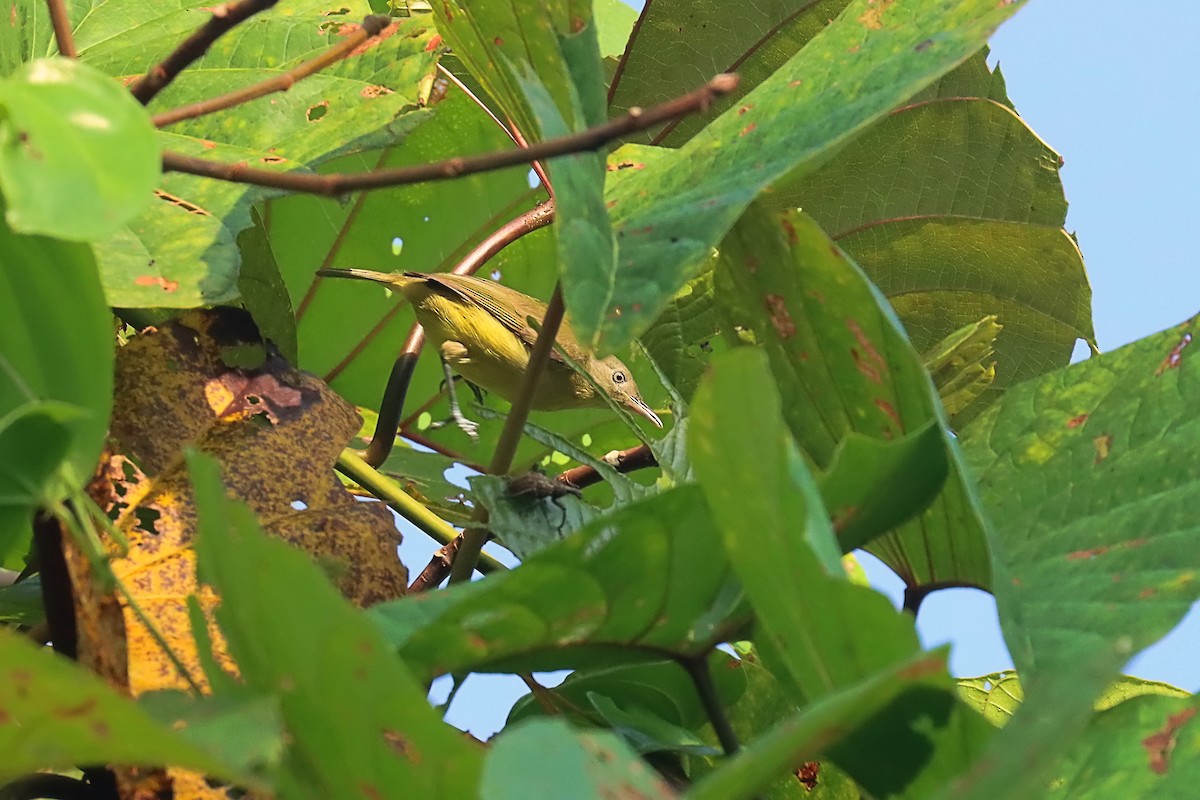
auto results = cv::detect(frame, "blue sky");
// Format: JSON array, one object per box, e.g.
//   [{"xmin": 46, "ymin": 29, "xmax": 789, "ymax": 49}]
[
  {"xmin": 396, "ymin": 1, "xmax": 1200, "ymax": 738},
  {"xmin": 905, "ymin": 0, "xmax": 1200, "ymax": 692}
]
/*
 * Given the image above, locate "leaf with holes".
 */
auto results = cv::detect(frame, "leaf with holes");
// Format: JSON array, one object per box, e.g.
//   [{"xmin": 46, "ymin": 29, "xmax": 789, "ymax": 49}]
[
  {"xmin": 55, "ymin": 1, "xmax": 441, "ymax": 306},
  {"xmin": 579, "ymin": 0, "xmax": 1029, "ymax": 352},
  {"xmin": 369, "ymin": 485, "xmax": 749, "ymax": 681},
  {"xmin": 62, "ymin": 307, "xmax": 409, "ymax": 789},
  {"xmin": 717, "ymin": 206, "xmax": 990, "ymax": 593}
]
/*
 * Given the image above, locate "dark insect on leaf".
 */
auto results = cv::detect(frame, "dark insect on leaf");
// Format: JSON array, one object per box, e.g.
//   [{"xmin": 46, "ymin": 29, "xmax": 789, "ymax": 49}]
[{"xmin": 505, "ymin": 471, "xmax": 583, "ymax": 531}]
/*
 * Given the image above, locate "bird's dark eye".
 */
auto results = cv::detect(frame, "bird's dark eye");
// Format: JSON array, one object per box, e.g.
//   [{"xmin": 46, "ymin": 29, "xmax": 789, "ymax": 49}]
[{"xmin": 613, "ymin": 371, "xmax": 626, "ymax": 383}]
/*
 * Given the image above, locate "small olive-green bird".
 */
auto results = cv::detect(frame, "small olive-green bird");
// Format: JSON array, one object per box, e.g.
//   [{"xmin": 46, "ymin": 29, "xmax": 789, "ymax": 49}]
[{"xmin": 317, "ymin": 269, "xmax": 663, "ymax": 437}]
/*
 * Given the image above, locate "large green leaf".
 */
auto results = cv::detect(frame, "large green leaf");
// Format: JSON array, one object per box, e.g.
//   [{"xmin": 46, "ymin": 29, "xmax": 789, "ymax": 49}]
[
  {"xmin": 506, "ymin": 651, "xmax": 746, "ymax": 755},
  {"xmin": 608, "ymin": 0, "xmax": 850, "ymax": 145},
  {"xmin": 766, "ymin": 51, "xmax": 1093, "ymax": 423},
  {"xmin": 0, "ymin": 218, "xmax": 113, "ymax": 566},
  {"xmin": 0, "ymin": 629, "xmax": 247, "ymax": 786},
  {"xmin": 190, "ymin": 450, "xmax": 483, "ymax": 799},
  {"xmin": 46, "ymin": 1, "xmax": 441, "ymax": 306},
  {"xmin": 483, "ymin": 719, "xmax": 674, "ymax": 800},
  {"xmin": 717, "ymin": 207, "xmax": 989, "ymax": 592},
  {"xmin": 433, "ymin": 0, "xmax": 615, "ymax": 324},
  {"xmin": 0, "ymin": 58, "xmax": 159, "ymax": 239},
  {"xmin": 690, "ymin": 348, "xmax": 919, "ymax": 701},
  {"xmin": 369, "ymin": 485, "xmax": 749, "ymax": 681},
  {"xmin": 946, "ymin": 315, "xmax": 1200, "ymax": 798},
  {"xmin": 1046, "ymin": 693, "xmax": 1200, "ymax": 796},
  {"xmin": 578, "ymin": 0, "xmax": 1029, "ymax": 352}
]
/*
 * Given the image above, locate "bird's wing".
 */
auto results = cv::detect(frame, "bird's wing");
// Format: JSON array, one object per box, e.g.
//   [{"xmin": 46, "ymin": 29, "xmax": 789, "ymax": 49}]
[{"xmin": 416, "ymin": 273, "xmax": 566, "ymax": 362}]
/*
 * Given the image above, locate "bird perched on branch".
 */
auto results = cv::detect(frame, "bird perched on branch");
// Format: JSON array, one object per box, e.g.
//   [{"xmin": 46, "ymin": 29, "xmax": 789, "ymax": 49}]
[{"xmin": 316, "ymin": 269, "xmax": 663, "ymax": 439}]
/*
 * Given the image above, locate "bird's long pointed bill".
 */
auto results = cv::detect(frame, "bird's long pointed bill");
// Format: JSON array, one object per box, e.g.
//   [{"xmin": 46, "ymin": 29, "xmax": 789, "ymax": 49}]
[{"xmin": 628, "ymin": 396, "xmax": 663, "ymax": 428}]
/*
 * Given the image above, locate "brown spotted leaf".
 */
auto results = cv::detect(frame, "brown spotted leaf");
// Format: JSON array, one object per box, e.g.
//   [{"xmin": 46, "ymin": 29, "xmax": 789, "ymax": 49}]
[
  {"xmin": 717, "ymin": 206, "xmax": 991, "ymax": 593},
  {"xmin": 947, "ymin": 315, "xmax": 1200, "ymax": 799},
  {"xmin": 74, "ymin": 308, "xmax": 405, "ymax": 794}
]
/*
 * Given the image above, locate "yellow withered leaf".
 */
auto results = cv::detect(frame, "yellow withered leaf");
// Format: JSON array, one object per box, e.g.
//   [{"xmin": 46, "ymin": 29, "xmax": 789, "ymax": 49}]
[{"xmin": 68, "ymin": 309, "xmax": 406, "ymax": 799}]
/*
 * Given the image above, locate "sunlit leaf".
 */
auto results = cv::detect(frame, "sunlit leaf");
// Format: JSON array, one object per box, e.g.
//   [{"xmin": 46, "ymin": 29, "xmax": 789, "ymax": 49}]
[{"xmin": 0, "ymin": 59, "xmax": 158, "ymax": 239}]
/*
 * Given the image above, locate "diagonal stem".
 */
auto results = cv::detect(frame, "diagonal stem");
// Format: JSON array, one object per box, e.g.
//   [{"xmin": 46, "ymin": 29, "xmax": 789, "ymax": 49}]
[
  {"xmin": 153, "ymin": 14, "xmax": 390, "ymax": 127},
  {"xmin": 162, "ymin": 73, "xmax": 739, "ymax": 196},
  {"xmin": 45, "ymin": 0, "xmax": 77, "ymax": 58},
  {"xmin": 683, "ymin": 654, "xmax": 741, "ymax": 756},
  {"xmin": 130, "ymin": 0, "xmax": 280, "ymax": 104}
]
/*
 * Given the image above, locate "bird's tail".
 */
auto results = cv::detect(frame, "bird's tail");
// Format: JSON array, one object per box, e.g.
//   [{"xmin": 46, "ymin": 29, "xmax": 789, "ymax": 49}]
[{"xmin": 315, "ymin": 268, "xmax": 409, "ymax": 286}]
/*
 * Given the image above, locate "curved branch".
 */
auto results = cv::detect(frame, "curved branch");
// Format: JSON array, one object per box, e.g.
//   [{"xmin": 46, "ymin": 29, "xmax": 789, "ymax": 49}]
[
  {"xmin": 162, "ymin": 73, "xmax": 740, "ymax": 196},
  {"xmin": 153, "ymin": 15, "xmax": 391, "ymax": 127},
  {"xmin": 130, "ymin": 0, "xmax": 281, "ymax": 105}
]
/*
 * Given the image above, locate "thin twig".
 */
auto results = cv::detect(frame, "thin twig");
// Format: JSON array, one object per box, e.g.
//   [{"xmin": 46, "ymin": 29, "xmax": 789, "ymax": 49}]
[
  {"xmin": 153, "ymin": 14, "xmax": 390, "ymax": 127},
  {"xmin": 130, "ymin": 0, "xmax": 280, "ymax": 105},
  {"xmin": 45, "ymin": 0, "xmax": 77, "ymax": 58},
  {"xmin": 683, "ymin": 655, "xmax": 740, "ymax": 756},
  {"xmin": 162, "ymin": 73, "xmax": 740, "ymax": 196},
  {"xmin": 363, "ymin": 201, "xmax": 556, "ymax": 467},
  {"xmin": 448, "ymin": 286, "xmax": 567, "ymax": 585},
  {"xmin": 409, "ymin": 535, "xmax": 462, "ymax": 593},
  {"xmin": 557, "ymin": 443, "xmax": 658, "ymax": 490}
]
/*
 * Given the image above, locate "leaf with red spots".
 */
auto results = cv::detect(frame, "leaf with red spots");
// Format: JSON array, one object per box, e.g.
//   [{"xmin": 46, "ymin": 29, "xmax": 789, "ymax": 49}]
[
  {"xmin": 951, "ymin": 314, "xmax": 1200, "ymax": 799},
  {"xmin": 717, "ymin": 206, "xmax": 990, "ymax": 592},
  {"xmin": 582, "ymin": 0, "xmax": 1028, "ymax": 352},
  {"xmin": 190, "ymin": 451, "xmax": 483, "ymax": 798},
  {"xmin": 770, "ymin": 43, "xmax": 1095, "ymax": 424},
  {"xmin": 0, "ymin": 629, "xmax": 247, "ymax": 786}
]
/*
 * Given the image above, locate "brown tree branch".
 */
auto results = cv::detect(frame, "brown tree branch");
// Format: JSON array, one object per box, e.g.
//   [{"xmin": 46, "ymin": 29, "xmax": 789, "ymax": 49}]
[
  {"xmin": 153, "ymin": 14, "xmax": 391, "ymax": 127},
  {"xmin": 161, "ymin": 73, "xmax": 740, "ymax": 197},
  {"xmin": 557, "ymin": 443, "xmax": 658, "ymax": 490},
  {"xmin": 408, "ymin": 535, "xmax": 462, "ymax": 593},
  {"xmin": 130, "ymin": 0, "xmax": 280, "ymax": 105},
  {"xmin": 46, "ymin": 0, "xmax": 77, "ymax": 58}
]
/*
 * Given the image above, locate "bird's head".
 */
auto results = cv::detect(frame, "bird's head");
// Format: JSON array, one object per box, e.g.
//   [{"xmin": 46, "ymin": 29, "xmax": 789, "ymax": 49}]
[{"xmin": 591, "ymin": 355, "xmax": 663, "ymax": 428}]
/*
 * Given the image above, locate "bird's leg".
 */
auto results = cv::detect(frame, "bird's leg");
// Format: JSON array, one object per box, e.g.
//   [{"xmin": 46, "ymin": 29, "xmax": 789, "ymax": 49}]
[{"xmin": 437, "ymin": 342, "xmax": 479, "ymax": 441}]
